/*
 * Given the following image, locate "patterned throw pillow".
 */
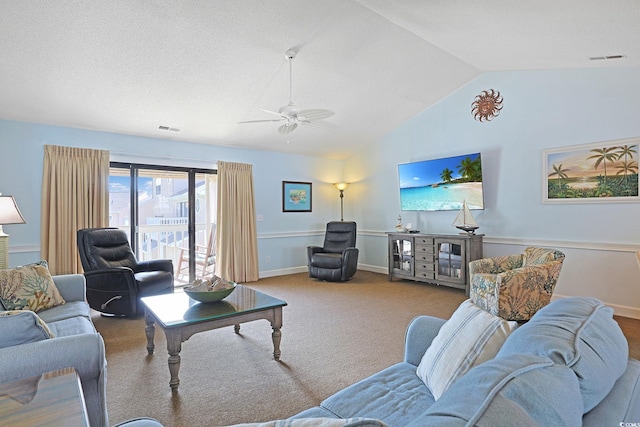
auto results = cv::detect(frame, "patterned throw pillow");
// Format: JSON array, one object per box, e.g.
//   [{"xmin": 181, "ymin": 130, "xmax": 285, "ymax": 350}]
[
  {"xmin": 416, "ymin": 299, "xmax": 518, "ymax": 400},
  {"xmin": 0, "ymin": 261, "xmax": 66, "ymax": 312}
]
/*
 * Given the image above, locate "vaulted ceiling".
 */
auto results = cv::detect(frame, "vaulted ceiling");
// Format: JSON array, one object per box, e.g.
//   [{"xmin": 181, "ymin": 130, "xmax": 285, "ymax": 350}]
[{"xmin": 1, "ymin": 1, "xmax": 638, "ymax": 159}]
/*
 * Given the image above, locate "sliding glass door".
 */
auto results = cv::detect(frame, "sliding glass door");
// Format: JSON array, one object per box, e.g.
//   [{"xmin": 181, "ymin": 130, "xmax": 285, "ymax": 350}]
[{"xmin": 109, "ymin": 163, "xmax": 217, "ymax": 285}]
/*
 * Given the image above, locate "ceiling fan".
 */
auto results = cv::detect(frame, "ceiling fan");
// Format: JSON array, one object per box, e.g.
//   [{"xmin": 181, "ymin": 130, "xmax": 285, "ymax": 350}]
[{"xmin": 239, "ymin": 49, "xmax": 334, "ymax": 135}]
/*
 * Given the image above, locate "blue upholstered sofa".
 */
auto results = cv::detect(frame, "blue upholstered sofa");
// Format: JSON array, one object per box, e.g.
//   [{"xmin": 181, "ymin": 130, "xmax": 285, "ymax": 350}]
[
  {"xmin": 290, "ymin": 297, "xmax": 640, "ymax": 426},
  {"xmin": 0, "ymin": 274, "xmax": 108, "ymax": 427},
  {"xmin": 110, "ymin": 297, "xmax": 640, "ymax": 427}
]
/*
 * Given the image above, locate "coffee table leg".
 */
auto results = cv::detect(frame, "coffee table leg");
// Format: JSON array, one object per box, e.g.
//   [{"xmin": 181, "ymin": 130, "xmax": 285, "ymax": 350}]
[
  {"xmin": 271, "ymin": 326, "xmax": 282, "ymax": 361},
  {"xmin": 271, "ymin": 307, "xmax": 283, "ymax": 361},
  {"xmin": 165, "ymin": 331, "xmax": 182, "ymax": 391},
  {"xmin": 144, "ymin": 312, "xmax": 155, "ymax": 355}
]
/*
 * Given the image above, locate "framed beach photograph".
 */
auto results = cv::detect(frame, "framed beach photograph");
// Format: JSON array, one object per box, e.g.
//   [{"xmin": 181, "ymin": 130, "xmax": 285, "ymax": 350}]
[
  {"xmin": 543, "ymin": 138, "xmax": 639, "ymax": 204},
  {"xmin": 282, "ymin": 181, "xmax": 312, "ymax": 212}
]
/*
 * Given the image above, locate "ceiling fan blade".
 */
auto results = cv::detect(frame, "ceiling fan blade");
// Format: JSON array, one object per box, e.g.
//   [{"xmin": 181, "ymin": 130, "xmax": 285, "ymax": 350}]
[
  {"xmin": 260, "ymin": 108, "xmax": 288, "ymax": 119},
  {"xmin": 300, "ymin": 119, "xmax": 336, "ymax": 131},
  {"xmin": 278, "ymin": 122, "xmax": 298, "ymax": 135},
  {"xmin": 298, "ymin": 109, "xmax": 334, "ymax": 121},
  {"xmin": 238, "ymin": 119, "xmax": 284, "ymax": 124}
]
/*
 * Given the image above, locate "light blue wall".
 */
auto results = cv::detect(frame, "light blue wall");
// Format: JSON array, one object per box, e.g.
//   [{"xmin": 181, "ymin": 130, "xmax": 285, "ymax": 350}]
[
  {"xmin": 0, "ymin": 120, "xmax": 342, "ymax": 271},
  {"xmin": 347, "ymin": 67, "xmax": 640, "ymax": 316},
  {"xmin": 2, "ymin": 67, "xmax": 640, "ymax": 316}
]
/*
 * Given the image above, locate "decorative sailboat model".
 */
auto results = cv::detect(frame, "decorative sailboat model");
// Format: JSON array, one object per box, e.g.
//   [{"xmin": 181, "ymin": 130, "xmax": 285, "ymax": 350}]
[{"xmin": 452, "ymin": 200, "xmax": 479, "ymax": 234}]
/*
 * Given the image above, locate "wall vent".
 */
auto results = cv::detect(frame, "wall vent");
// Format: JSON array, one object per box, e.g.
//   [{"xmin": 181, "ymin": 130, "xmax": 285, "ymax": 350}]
[
  {"xmin": 158, "ymin": 125, "xmax": 180, "ymax": 132},
  {"xmin": 589, "ymin": 54, "xmax": 626, "ymax": 61}
]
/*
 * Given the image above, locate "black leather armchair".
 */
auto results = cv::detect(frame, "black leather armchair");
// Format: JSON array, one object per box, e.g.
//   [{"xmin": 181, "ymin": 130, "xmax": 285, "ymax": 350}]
[
  {"xmin": 307, "ymin": 221, "xmax": 359, "ymax": 282},
  {"xmin": 77, "ymin": 228, "xmax": 174, "ymax": 317}
]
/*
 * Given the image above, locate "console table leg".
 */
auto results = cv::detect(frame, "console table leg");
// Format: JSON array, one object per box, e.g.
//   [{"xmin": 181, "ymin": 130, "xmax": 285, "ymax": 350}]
[
  {"xmin": 165, "ymin": 331, "xmax": 182, "ymax": 391},
  {"xmin": 144, "ymin": 313, "xmax": 155, "ymax": 355}
]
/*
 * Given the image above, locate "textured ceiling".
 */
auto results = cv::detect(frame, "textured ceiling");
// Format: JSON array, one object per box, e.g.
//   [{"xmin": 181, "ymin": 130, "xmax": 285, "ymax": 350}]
[{"xmin": 1, "ymin": 1, "xmax": 638, "ymax": 159}]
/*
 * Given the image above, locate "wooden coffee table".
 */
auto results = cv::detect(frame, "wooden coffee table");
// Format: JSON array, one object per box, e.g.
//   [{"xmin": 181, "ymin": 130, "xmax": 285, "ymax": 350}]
[
  {"xmin": 0, "ymin": 367, "xmax": 89, "ymax": 427},
  {"xmin": 141, "ymin": 285, "xmax": 287, "ymax": 391}
]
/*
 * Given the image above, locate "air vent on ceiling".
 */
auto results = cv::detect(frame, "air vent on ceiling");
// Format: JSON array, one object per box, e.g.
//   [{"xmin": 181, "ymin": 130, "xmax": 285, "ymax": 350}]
[
  {"xmin": 589, "ymin": 54, "xmax": 626, "ymax": 61},
  {"xmin": 158, "ymin": 125, "xmax": 180, "ymax": 132}
]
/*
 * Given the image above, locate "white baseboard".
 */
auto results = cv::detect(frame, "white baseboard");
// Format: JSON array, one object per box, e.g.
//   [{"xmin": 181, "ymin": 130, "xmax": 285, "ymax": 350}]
[
  {"xmin": 259, "ymin": 263, "xmax": 386, "ymax": 279},
  {"xmin": 552, "ymin": 293, "xmax": 640, "ymax": 320},
  {"xmin": 259, "ymin": 266, "xmax": 308, "ymax": 278},
  {"xmin": 260, "ymin": 265, "xmax": 640, "ymax": 320}
]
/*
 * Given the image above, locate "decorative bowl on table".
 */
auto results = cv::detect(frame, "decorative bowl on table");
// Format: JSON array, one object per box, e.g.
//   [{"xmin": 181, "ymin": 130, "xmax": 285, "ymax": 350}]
[{"xmin": 183, "ymin": 277, "xmax": 237, "ymax": 303}]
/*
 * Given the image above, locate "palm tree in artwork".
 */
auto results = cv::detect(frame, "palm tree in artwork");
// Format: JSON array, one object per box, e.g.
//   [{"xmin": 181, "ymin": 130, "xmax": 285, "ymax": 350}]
[
  {"xmin": 457, "ymin": 157, "xmax": 481, "ymax": 182},
  {"xmin": 549, "ymin": 163, "xmax": 570, "ymax": 185},
  {"xmin": 616, "ymin": 145, "xmax": 637, "ymax": 164},
  {"xmin": 615, "ymin": 145, "xmax": 638, "ymax": 186},
  {"xmin": 587, "ymin": 146, "xmax": 619, "ymax": 187},
  {"xmin": 440, "ymin": 168, "xmax": 454, "ymax": 183},
  {"xmin": 616, "ymin": 160, "xmax": 638, "ymax": 178},
  {"xmin": 548, "ymin": 163, "xmax": 570, "ymax": 197}
]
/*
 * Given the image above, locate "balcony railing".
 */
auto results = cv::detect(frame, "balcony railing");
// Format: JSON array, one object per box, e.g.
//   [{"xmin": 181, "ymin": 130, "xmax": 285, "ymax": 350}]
[{"xmin": 113, "ymin": 220, "xmax": 212, "ymax": 285}]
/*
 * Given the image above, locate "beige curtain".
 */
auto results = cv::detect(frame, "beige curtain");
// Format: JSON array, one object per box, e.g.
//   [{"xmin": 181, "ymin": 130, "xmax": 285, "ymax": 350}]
[
  {"xmin": 41, "ymin": 145, "xmax": 109, "ymax": 275},
  {"xmin": 215, "ymin": 161, "xmax": 259, "ymax": 282}
]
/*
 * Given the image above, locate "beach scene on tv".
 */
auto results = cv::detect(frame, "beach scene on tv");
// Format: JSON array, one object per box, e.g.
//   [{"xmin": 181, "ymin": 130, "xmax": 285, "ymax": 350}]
[{"xmin": 398, "ymin": 153, "xmax": 484, "ymax": 211}]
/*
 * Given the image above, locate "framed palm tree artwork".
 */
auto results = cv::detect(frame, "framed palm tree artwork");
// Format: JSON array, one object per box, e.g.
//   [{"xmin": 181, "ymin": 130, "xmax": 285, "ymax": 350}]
[{"xmin": 543, "ymin": 138, "xmax": 639, "ymax": 204}]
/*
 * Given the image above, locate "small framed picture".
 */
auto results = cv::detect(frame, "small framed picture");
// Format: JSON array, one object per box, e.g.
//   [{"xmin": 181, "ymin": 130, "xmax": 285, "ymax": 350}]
[{"xmin": 282, "ymin": 181, "xmax": 312, "ymax": 212}]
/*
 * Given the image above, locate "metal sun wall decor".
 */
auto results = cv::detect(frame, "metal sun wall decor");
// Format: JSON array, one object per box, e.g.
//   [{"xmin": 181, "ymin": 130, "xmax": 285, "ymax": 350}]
[{"xmin": 472, "ymin": 89, "xmax": 503, "ymax": 122}]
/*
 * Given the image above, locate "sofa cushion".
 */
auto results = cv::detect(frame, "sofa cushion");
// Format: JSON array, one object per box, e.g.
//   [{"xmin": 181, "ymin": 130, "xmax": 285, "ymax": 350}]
[
  {"xmin": 47, "ymin": 316, "xmax": 97, "ymax": 337},
  {"xmin": 416, "ymin": 299, "xmax": 517, "ymax": 400},
  {"xmin": 0, "ymin": 261, "xmax": 66, "ymax": 312},
  {"xmin": 497, "ymin": 297, "xmax": 628, "ymax": 413},
  {"xmin": 228, "ymin": 418, "xmax": 387, "ymax": 427},
  {"xmin": 583, "ymin": 359, "xmax": 640, "ymax": 426},
  {"xmin": 320, "ymin": 362, "xmax": 434, "ymax": 426},
  {"xmin": 406, "ymin": 354, "xmax": 583, "ymax": 427},
  {"xmin": 0, "ymin": 310, "xmax": 54, "ymax": 348},
  {"xmin": 37, "ymin": 301, "xmax": 92, "ymax": 323}
]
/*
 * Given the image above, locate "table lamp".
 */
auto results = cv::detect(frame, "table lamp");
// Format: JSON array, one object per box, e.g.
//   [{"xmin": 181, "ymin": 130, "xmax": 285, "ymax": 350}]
[
  {"xmin": 334, "ymin": 183, "xmax": 349, "ymax": 221},
  {"xmin": 0, "ymin": 195, "xmax": 26, "ymax": 269}
]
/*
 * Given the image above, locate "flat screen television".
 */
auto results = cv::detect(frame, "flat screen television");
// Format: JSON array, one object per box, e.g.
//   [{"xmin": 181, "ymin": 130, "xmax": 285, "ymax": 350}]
[{"xmin": 398, "ymin": 152, "xmax": 484, "ymax": 211}]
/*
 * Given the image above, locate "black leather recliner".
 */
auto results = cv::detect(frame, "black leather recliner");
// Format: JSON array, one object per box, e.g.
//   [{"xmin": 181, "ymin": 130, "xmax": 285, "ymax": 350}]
[
  {"xmin": 77, "ymin": 227, "xmax": 174, "ymax": 317},
  {"xmin": 307, "ymin": 221, "xmax": 359, "ymax": 282}
]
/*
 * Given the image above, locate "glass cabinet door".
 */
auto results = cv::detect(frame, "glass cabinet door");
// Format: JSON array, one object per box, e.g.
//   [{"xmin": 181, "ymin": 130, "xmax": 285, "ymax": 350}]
[
  {"xmin": 435, "ymin": 239, "xmax": 464, "ymax": 283},
  {"xmin": 390, "ymin": 237, "xmax": 413, "ymax": 275}
]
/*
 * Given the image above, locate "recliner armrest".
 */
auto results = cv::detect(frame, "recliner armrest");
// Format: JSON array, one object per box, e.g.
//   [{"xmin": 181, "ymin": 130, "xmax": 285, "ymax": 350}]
[
  {"xmin": 307, "ymin": 246, "xmax": 324, "ymax": 257},
  {"xmin": 84, "ymin": 268, "xmax": 137, "ymax": 293},
  {"xmin": 341, "ymin": 247, "xmax": 359, "ymax": 261},
  {"xmin": 136, "ymin": 259, "xmax": 173, "ymax": 274}
]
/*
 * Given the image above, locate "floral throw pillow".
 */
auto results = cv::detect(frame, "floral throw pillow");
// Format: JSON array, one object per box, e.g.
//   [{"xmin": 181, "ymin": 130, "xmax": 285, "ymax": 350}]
[{"xmin": 0, "ymin": 261, "xmax": 66, "ymax": 312}]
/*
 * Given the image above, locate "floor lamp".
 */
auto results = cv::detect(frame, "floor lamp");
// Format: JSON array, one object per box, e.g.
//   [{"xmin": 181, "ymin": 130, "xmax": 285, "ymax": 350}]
[
  {"xmin": 334, "ymin": 183, "xmax": 349, "ymax": 221},
  {"xmin": 0, "ymin": 195, "xmax": 26, "ymax": 269}
]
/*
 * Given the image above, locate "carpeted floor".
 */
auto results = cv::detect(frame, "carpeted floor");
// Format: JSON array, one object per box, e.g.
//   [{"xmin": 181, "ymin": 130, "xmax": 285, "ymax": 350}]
[{"xmin": 94, "ymin": 271, "xmax": 640, "ymax": 427}]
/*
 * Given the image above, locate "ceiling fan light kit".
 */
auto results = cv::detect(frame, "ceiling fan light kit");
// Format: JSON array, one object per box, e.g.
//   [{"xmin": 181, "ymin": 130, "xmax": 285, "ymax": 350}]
[{"xmin": 239, "ymin": 48, "xmax": 334, "ymax": 135}]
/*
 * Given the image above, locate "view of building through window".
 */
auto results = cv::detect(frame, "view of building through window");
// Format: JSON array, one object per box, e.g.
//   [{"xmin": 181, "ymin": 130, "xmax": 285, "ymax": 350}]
[{"xmin": 109, "ymin": 164, "xmax": 217, "ymax": 284}]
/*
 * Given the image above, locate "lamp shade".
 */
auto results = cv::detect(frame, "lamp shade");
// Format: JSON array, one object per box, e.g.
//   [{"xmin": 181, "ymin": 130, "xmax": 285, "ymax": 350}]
[
  {"xmin": 0, "ymin": 196, "xmax": 26, "ymax": 225},
  {"xmin": 334, "ymin": 182, "xmax": 349, "ymax": 191}
]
